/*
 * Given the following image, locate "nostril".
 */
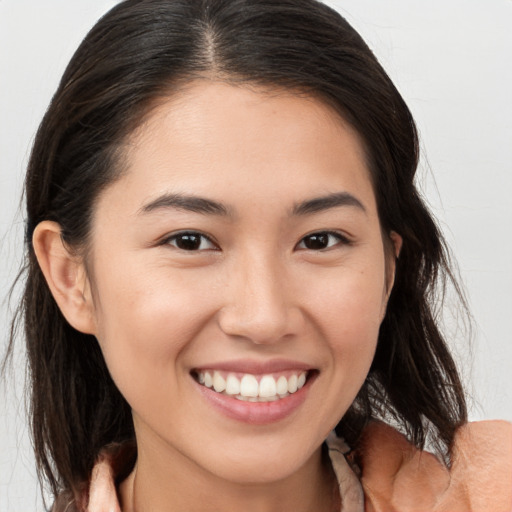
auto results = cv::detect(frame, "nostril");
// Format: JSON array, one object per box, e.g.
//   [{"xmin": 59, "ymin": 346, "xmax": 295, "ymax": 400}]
[{"xmin": 217, "ymin": 304, "xmax": 303, "ymax": 345}]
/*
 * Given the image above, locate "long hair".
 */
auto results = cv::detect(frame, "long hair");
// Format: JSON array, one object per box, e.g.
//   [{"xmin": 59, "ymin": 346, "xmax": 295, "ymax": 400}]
[{"xmin": 7, "ymin": 0, "xmax": 467, "ymax": 499}]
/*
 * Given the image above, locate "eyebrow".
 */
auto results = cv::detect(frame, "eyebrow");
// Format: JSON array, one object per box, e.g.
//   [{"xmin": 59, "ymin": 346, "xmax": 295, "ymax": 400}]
[
  {"xmin": 292, "ymin": 192, "xmax": 366, "ymax": 216},
  {"xmin": 139, "ymin": 191, "xmax": 365, "ymax": 217},
  {"xmin": 140, "ymin": 193, "xmax": 230, "ymax": 216}
]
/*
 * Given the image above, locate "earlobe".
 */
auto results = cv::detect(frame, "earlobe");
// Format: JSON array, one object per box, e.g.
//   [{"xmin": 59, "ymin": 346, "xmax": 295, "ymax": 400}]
[
  {"xmin": 390, "ymin": 231, "xmax": 403, "ymax": 260},
  {"xmin": 381, "ymin": 231, "xmax": 403, "ymax": 320},
  {"xmin": 386, "ymin": 230, "xmax": 402, "ymax": 292},
  {"xmin": 389, "ymin": 231, "xmax": 404, "ymax": 264},
  {"xmin": 32, "ymin": 221, "xmax": 96, "ymax": 335}
]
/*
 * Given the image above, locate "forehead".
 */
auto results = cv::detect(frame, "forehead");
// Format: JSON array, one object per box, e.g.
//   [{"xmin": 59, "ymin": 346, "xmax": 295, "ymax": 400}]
[{"xmin": 104, "ymin": 80, "xmax": 376, "ymax": 217}]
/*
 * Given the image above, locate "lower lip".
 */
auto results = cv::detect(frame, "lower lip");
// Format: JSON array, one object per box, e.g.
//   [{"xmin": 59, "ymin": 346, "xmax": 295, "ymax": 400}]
[{"xmin": 194, "ymin": 375, "xmax": 315, "ymax": 425}]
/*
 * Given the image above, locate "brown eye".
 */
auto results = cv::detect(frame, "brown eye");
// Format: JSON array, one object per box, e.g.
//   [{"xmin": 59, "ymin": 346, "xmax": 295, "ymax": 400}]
[
  {"xmin": 165, "ymin": 232, "xmax": 217, "ymax": 251},
  {"xmin": 296, "ymin": 232, "xmax": 348, "ymax": 251}
]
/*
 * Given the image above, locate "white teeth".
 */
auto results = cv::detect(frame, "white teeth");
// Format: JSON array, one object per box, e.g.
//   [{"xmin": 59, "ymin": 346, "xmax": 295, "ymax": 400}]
[
  {"xmin": 213, "ymin": 371, "xmax": 226, "ymax": 393},
  {"xmin": 225, "ymin": 374, "xmax": 241, "ymax": 395},
  {"xmin": 240, "ymin": 374, "xmax": 259, "ymax": 397},
  {"xmin": 276, "ymin": 375, "xmax": 288, "ymax": 395},
  {"xmin": 287, "ymin": 374, "xmax": 298, "ymax": 393},
  {"xmin": 196, "ymin": 370, "xmax": 310, "ymax": 401},
  {"xmin": 258, "ymin": 375, "xmax": 277, "ymax": 398}
]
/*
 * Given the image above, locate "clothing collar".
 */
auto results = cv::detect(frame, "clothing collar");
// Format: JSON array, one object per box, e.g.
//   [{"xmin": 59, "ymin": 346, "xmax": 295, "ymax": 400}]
[{"xmin": 326, "ymin": 431, "xmax": 365, "ymax": 512}]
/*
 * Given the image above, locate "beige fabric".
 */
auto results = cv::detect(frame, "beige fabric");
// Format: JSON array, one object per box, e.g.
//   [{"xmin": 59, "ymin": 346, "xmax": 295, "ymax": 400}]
[{"xmin": 326, "ymin": 431, "xmax": 365, "ymax": 512}]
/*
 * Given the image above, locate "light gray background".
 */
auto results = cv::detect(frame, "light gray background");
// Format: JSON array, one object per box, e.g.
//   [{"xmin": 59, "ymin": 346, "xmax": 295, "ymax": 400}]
[{"xmin": 1, "ymin": 0, "xmax": 511, "ymax": 509}]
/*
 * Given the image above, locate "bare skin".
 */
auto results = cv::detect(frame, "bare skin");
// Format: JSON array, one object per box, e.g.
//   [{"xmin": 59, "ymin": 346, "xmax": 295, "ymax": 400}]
[
  {"xmin": 34, "ymin": 81, "xmax": 400, "ymax": 512},
  {"xmin": 120, "ymin": 443, "xmax": 339, "ymax": 512}
]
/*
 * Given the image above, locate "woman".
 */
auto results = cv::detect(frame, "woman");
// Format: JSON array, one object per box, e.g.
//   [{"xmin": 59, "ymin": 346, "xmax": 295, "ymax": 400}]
[{"xmin": 5, "ymin": 0, "xmax": 511, "ymax": 510}]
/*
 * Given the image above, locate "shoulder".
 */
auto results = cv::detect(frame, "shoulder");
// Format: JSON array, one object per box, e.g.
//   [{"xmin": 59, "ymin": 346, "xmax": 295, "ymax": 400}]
[{"xmin": 354, "ymin": 420, "xmax": 512, "ymax": 512}]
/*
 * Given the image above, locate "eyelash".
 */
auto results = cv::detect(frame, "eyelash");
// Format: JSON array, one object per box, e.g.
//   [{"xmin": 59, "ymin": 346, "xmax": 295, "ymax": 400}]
[
  {"xmin": 161, "ymin": 230, "xmax": 350, "ymax": 252},
  {"xmin": 295, "ymin": 231, "xmax": 351, "ymax": 251},
  {"xmin": 161, "ymin": 231, "xmax": 219, "ymax": 251}
]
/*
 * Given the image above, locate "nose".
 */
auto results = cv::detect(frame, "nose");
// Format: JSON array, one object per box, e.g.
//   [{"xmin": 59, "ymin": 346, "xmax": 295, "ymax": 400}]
[{"xmin": 217, "ymin": 253, "xmax": 304, "ymax": 345}]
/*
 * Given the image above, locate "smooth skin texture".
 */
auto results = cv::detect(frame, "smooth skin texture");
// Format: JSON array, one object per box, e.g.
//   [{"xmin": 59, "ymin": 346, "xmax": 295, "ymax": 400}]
[{"xmin": 34, "ymin": 81, "xmax": 401, "ymax": 512}]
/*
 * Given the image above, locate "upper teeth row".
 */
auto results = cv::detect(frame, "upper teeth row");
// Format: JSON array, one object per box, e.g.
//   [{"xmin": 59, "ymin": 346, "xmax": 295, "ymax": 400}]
[{"xmin": 197, "ymin": 370, "xmax": 307, "ymax": 399}]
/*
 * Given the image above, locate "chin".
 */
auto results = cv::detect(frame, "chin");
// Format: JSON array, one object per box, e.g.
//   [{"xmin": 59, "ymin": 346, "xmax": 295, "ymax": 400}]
[{"xmin": 190, "ymin": 431, "xmax": 322, "ymax": 485}]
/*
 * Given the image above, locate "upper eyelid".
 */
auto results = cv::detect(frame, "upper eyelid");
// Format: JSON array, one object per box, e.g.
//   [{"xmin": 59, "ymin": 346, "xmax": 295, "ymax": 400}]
[
  {"xmin": 295, "ymin": 230, "xmax": 352, "ymax": 249},
  {"xmin": 161, "ymin": 230, "xmax": 219, "ymax": 248},
  {"xmin": 299, "ymin": 230, "xmax": 351, "ymax": 241}
]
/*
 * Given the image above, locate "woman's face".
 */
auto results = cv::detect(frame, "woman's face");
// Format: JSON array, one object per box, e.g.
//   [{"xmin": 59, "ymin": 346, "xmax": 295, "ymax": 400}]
[{"xmin": 85, "ymin": 81, "xmax": 397, "ymax": 483}]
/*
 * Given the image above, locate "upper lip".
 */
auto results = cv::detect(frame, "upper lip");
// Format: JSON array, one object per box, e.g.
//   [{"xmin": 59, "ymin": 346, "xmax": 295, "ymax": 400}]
[{"xmin": 192, "ymin": 359, "xmax": 314, "ymax": 375}]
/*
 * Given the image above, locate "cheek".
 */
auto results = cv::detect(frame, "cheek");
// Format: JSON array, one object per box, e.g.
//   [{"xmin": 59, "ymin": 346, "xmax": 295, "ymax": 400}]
[
  {"xmin": 309, "ymin": 261, "xmax": 387, "ymax": 335},
  {"xmin": 89, "ymin": 260, "xmax": 217, "ymax": 401},
  {"xmin": 302, "ymin": 257, "xmax": 386, "ymax": 379}
]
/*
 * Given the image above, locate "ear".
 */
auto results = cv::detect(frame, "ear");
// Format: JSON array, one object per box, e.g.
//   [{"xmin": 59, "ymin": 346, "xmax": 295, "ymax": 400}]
[
  {"xmin": 389, "ymin": 230, "xmax": 402, "ymax": 261},
  {"xmin": 381, "ymin": 230, "xmax": 403, "ymax": 319},
  {"xmin": 32, "ymin": 221, "xmax": 97, "ymax": 335}
]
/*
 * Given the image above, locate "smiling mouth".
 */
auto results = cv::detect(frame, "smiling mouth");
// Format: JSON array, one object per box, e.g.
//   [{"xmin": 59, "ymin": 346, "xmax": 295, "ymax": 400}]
[{"xmin": 192, "ymin": 370, "xmax": 311, "ymax": 403}]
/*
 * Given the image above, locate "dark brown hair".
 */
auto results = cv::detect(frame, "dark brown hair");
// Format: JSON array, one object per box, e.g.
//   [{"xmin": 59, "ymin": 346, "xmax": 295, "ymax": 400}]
[{"xmin": 8, "ymin": 0, "xmax": 467, "ymax": 500}]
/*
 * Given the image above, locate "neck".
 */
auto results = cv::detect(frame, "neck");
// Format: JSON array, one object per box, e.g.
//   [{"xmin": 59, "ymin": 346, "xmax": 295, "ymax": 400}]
[{"xmin": 119, "ymin": 437, "xmax": 338, "ymax": 512}]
